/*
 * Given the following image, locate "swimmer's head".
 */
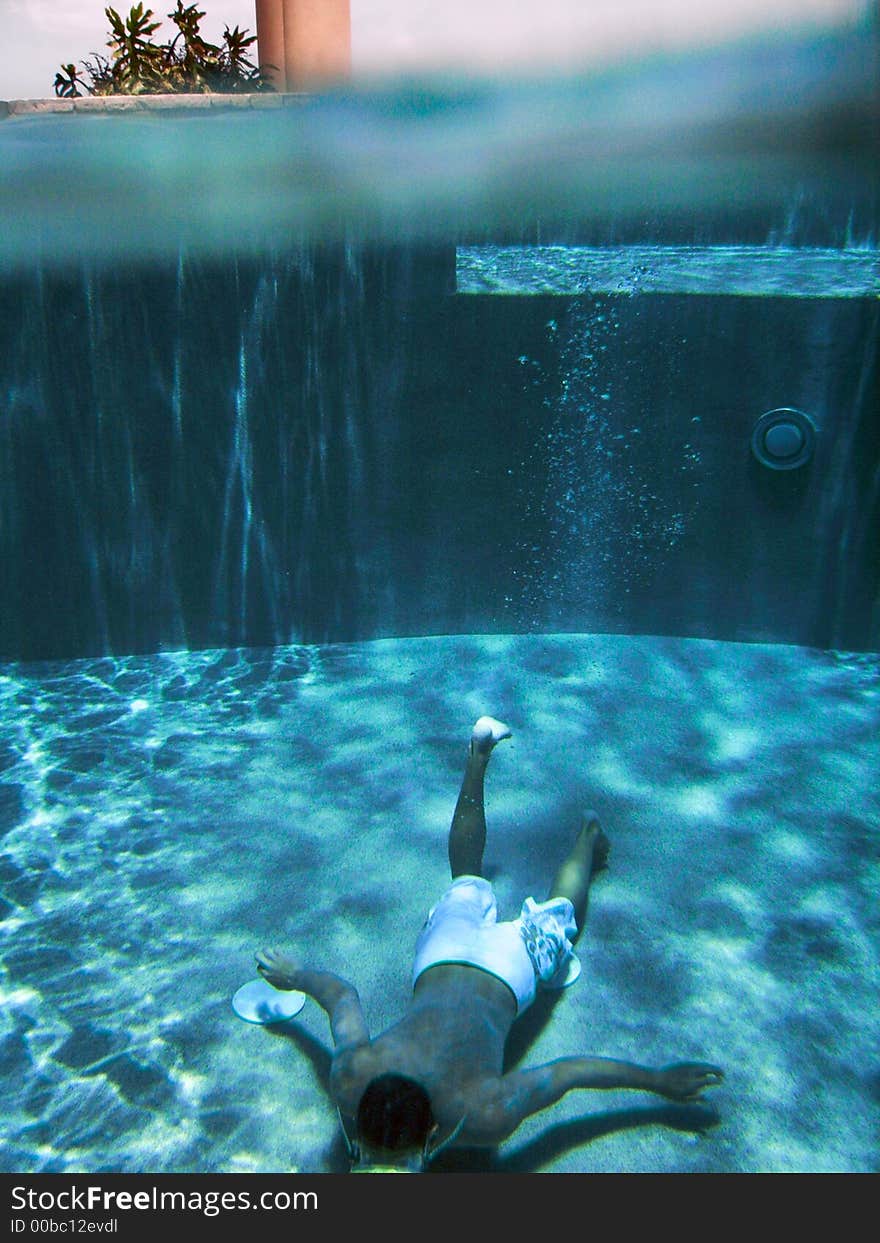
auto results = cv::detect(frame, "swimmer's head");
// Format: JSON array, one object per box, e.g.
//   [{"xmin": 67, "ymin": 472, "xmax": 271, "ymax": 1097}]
[{"xmin": 346, "ymin": 1073, "xmax": 437, "ymax": 1173}]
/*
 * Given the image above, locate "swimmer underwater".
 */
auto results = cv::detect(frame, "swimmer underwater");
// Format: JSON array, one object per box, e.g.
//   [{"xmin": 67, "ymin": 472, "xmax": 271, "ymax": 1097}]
[{"xmin": 255, "ymin": 716, "xmax": 724, "ymax": 1173}]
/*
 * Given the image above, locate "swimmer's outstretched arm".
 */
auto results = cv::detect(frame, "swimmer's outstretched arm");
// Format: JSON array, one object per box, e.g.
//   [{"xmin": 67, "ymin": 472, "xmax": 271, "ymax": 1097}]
[
  {"xmin": 256, "ymin": 947, "xmax": 370, "ymax": 1050},
  {"xmin": 470, "ymin": 1057, "xmax": 724, "ymax": 1143}
]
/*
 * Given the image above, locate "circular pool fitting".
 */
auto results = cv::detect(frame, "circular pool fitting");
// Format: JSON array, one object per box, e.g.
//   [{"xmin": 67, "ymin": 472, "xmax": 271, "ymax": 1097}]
[{"xmin": 751, "ymin": 408, "xmax": 816, "ymax": 470}]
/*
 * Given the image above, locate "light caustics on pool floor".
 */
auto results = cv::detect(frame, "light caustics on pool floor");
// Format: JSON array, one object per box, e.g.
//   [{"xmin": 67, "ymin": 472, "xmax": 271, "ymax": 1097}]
[{"xmin": 0, "ymin": 632, "xmax": 877, "ymax": 1173}]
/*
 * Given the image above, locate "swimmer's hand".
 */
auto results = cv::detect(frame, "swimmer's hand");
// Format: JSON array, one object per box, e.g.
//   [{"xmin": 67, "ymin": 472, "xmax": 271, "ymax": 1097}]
[
  {"xmin": 656, "ymin": 1063, "xmax": 724, "ymax": 1103},
  {"xmin": 255, "ymin": 953, "xmax": 370, "ymax": 1047},
  {"xmin": 256, "ymin": 947, "xmax": 302, "ymax": 991}
]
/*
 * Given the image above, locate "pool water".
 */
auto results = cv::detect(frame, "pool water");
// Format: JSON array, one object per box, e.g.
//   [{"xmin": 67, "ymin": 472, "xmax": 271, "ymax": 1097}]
[
  {"xmin": 1, "ymin": 632, "xmax": 877, "ymax": 1173},
  {"xmin": 1, "ymin": 16, "xmax": 878, "ymax": 1175}
]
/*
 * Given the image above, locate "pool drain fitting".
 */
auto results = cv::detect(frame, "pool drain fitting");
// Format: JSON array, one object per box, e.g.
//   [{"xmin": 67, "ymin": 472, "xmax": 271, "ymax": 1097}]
[{"xmin": 750, "ymin": 408, "xmax": 816, "ymax": 470}]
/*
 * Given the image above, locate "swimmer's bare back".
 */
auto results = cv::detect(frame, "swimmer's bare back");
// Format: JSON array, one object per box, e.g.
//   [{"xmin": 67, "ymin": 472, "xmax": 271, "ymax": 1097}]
[{"xmin": 255, "ymin": 947, "xmax": 723, "ymax": 1148}]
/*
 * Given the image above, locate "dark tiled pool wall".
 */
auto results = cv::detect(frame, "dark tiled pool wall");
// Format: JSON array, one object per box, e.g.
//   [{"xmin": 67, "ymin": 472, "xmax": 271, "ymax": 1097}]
[{"xmin": 0, "ymin": 247, "xmax": 877, "ymax": 660}]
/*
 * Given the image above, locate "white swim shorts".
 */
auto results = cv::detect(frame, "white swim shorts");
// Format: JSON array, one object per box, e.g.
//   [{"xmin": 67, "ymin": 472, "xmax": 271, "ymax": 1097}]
[{"xmin": 412, "ymin": 875, "xmax": 581, "ymax": 1015}]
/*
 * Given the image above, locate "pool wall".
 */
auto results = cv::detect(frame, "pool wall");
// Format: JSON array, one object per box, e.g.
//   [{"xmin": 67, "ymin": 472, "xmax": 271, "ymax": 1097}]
[{"xmin": 1, "ymin": 244, "xmax": 877, "ymax": 661}]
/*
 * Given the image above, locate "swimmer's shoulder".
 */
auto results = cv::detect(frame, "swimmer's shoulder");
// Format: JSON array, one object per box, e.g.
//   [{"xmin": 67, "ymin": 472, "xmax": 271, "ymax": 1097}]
[{"xmin": 329, "ymin": 1040, "xmax": 380, "ymax": 1114}]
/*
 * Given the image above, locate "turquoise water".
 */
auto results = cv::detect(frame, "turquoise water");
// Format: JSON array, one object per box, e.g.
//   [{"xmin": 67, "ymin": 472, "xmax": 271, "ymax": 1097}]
[
  {"xmin": 1, "ymin": 21, "xmax": 876, "ymax": 267},
  {"xmin": 0, "ymin": 19, "xmax": 878, "ymax": 1176},
  {"xmin": 1, "ymin": 634, "xmax": 878, "ymax": 1172}
]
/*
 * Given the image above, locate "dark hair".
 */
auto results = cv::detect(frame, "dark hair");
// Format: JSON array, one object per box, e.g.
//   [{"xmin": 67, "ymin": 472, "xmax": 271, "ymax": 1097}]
[{"xmin": 356, "ymin": 1074, "xmax": 436, "ymax": 1153}]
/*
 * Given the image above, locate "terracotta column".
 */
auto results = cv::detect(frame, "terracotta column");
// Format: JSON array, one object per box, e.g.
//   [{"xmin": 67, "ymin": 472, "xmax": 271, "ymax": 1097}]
[
  {"xmin": 282, "ymin": 0, "xmax": 351, "ymax": 88},
  {"xmin": 255, "ymin": 0, "xmax": 288, "ymax": 91},
  {"xmin": 256, "ymin": 1, "xmax": 351, "ymax": 91}
]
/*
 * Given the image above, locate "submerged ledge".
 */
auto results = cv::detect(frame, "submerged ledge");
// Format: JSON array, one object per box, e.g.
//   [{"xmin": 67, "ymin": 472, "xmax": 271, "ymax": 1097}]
[
  {"xmin": 0, "ymin": 94, "xmax": 304, "ymax": 119},
  {"xmin": 456, "ymin": 244, "xmax": 880, "ymax": 299}
]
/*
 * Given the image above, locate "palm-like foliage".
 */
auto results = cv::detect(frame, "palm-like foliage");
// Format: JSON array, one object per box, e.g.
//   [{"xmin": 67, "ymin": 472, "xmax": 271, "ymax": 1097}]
[{"xmin": 54, "ymin": 3, "xmax": 269, "ymax": 97}]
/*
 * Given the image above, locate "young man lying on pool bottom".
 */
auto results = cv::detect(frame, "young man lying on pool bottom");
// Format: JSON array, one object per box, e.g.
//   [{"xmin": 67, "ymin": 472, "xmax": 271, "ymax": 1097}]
[{"xmin": 256, "ymin": 716, "xmax": 723, "ymax": 1173}]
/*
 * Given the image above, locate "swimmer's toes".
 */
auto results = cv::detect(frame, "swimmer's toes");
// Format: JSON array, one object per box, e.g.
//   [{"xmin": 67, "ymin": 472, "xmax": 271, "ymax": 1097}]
[
  {"xmin": 582, "ymin": 814, "xmax": 610, "ymax": 873},
  {"xmin": 592, "ymin": 828, "xmax": 611, "ymax": 873}
]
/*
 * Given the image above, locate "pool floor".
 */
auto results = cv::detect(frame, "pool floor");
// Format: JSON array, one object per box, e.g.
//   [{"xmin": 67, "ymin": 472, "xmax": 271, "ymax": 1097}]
[{"xmin": 0, "ymin": 632, "xmax": 877, "ymax": 1173}]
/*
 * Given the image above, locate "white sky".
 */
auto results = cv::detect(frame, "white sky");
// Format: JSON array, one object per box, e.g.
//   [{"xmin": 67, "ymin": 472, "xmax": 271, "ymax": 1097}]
[{"xmin": 0, "ymin": 0, "xmax": 870, "ymax": 100}]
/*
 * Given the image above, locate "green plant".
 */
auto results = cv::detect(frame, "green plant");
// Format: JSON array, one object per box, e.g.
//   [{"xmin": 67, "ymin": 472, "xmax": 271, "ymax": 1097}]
[{"xmin": 54, "ymin": 3, "xmax": 272, "ymax": 97}]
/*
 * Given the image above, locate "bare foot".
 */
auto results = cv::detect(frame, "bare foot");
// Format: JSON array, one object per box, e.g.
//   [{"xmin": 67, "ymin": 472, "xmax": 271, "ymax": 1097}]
[
  {"xmin": 471, "ymin": 716, "xmax": 512, "ymax": 756},
  {"xmin": 582, "ymin": 811, "xmax": 610, "ymax": 875}
]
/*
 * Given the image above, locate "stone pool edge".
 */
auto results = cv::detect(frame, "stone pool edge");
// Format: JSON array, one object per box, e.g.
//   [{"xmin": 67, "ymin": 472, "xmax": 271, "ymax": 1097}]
[{"xmin": 0, "ymin": 94, "xmax": 307, "ymax": 120}]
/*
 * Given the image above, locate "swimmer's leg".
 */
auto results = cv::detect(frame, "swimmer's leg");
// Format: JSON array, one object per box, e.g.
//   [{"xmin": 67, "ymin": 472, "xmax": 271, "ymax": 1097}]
[
  {"xmin": 548, "ymin": 811, "xmax": 609, "ymax": 934},
  {"xmin": 448, "ymin": 716, "xmax": 512, "ymax": 878}
]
